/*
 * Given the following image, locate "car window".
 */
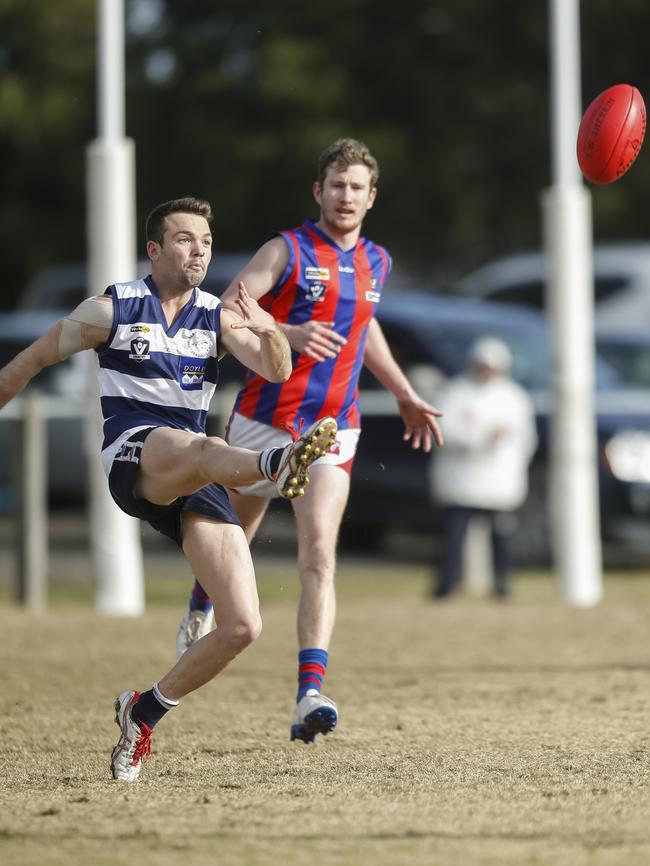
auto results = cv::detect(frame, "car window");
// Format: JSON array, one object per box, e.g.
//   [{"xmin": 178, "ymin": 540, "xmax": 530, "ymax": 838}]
[
  {"xmin": 422, "ymin": 323, "xmax": 551, "ymax": 389},
  {"xmin": 372, "ymin": 312, "xmax": 622, "ymax": 393},
  {"xmin": 593, "ymin": 276, "xmax": 630, "ymax": 302},
  {"xmin": 361, "ymin": 315, "xmax": 551, "ymax": 389},
  {"xmin": 596, "ymin": 338, "xmax": 650, "ymax": 387},
  {"xmin": 483, "ymin": 276, "xmax": 628, "ymax": 308},
  {"xmin": 488, "ymin": 280, "xmax": 545, "ymax": 308},
  {"xmin": 358, "ymin": 322, "xmax": 443, "ymax": 390}
]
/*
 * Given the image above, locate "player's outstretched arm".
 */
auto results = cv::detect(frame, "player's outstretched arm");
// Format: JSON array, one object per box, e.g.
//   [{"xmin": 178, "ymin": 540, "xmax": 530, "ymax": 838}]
[
  {"xmin": 0, "ymin": 325, "xmax": 62, "ymax": 409},
  {"xmin": 363, "ymin": 317, "xmax": 444, "ymax": 452},
  {"xmin": 220, "ymin": 282, "xmax": 291, "ymax": 382},
  {"xmin": 0, "ymin": 296, "xmax": 113, "ymax": 410}
]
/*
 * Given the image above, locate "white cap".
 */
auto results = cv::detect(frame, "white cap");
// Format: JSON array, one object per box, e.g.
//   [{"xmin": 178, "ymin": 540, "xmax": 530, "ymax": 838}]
[{"xmin": 468, "ymin": 337, "xmax": 512, "ymax": 372}]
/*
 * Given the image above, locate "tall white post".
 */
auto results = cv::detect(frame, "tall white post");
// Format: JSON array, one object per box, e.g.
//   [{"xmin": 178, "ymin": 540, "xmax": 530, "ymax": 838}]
[
  {"xmin": 544, "ymin": 0, "xmax": 602, "ymax": 606},
  {"xmin": 86, "ymin": 0, "xmax": 144, "ymax": 615},
  {"xmin": 18, "ymin": 391, "xmax": 48, "ymax": 611}
]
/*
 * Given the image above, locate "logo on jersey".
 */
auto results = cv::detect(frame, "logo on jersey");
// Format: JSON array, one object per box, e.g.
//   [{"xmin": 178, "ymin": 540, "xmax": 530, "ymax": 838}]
[
  {"xmin": 339, "ymin": 265, "xmax": 354, "ymax": 274},
  {"xmin": 305, "ymin": 267, "xmax": 330, "ymax": 281},
  {"xmin": 306, "ymin": 283, "xmax": 327, "ymax": 302},
  {"xmin": 186, "ymin": 331, "xmax": 212, "ymax": 357},
  {"xmin": 179, "ymin": 356, "xmax": 208, "ymax": 390},
  {"xmin": 130, "ymin": 325, "xmax": 150, "ymax": 334},
  {"xmin": 114, "ymin": 439, "xmax": 144, "ymax": 464},
  {"xmin": 129, "ymin": 337, "xmax": 150, "ymax": 362},
  {"xmin": 365, "ymin": 278, "xmax": 380, "ymax": 303}
]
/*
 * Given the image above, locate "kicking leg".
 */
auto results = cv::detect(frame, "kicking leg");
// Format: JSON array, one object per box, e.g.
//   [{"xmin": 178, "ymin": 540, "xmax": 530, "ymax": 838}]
[{"xmin": 136, "ymin": 418, "xmax": 337, "ymax": 506}]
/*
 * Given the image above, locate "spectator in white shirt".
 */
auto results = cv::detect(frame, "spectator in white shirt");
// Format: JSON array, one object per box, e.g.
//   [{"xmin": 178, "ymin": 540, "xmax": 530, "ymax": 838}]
[{"xmin": 430, "ymin": 336, "xmax": 537, "ymax": 598}]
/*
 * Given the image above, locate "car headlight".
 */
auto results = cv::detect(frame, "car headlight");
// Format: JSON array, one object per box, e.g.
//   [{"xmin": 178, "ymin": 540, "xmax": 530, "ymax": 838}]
[{"xmin": 604, "ymin": 430, "xmax": 650, "ymax": 482}]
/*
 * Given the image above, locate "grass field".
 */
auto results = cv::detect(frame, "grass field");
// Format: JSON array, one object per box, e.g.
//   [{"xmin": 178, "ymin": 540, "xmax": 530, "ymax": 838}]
[{"xmin": 2, "ymin": 561, "xmax": 650, "ymax": 866}]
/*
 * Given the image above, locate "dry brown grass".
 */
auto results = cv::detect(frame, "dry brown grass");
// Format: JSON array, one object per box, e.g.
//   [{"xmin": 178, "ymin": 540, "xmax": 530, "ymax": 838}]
[{"xmin": 1, "ymin": 563, "xmax": 650, "ymax": 866}]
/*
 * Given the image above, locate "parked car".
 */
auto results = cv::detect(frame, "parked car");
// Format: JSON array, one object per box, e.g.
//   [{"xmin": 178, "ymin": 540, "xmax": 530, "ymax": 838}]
[
  {"xmin": 593, "ymin": 329, "xmax": 650, "ymax": 541},
  {"xmin": 342, "ymin": 292, "xmax": 650, "ymax": 565},
  {"xmin": 450, "ymin": 241, "xmax": 650, "ymax": 331}
]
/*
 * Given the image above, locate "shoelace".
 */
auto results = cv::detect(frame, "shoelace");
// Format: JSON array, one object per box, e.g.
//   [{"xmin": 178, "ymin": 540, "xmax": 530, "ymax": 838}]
[{"xmin": 131, "ymin": 724, "xmax": 153, "ymax": 766}]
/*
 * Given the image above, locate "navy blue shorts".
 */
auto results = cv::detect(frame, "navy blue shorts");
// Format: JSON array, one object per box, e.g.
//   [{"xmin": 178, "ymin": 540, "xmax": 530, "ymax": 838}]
[{"xmin": 107, "ymin": 427, "xmax": 242, "ymax": 548}]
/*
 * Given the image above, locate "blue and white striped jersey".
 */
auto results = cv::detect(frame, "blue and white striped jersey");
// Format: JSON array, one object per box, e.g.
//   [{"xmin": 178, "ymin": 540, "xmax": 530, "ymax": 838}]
[{"xmin": 95, "ymin": 276, "xmax": 222, "ymax": 475}]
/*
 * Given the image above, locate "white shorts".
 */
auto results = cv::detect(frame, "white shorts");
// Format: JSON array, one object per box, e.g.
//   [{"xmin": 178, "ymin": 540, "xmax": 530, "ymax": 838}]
[{"xmin": 227, "ymin": 412, "xmax": 360, "ymax": 498}]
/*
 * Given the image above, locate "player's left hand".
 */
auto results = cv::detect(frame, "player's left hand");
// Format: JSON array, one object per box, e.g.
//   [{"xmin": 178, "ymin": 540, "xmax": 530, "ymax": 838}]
[
  {"xmin": 229, "ymin": 281, "xmax": 278, "ymax": 335},
  {"xmin": 397, "ymin": 395, "xmax": 444, "ymax": 452}
]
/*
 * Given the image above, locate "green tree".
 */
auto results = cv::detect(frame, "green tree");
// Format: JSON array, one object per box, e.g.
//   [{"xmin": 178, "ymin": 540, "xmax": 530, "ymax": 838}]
[
  {"xmin": 1, "ymin": 0, "xmax": 650, "ymax": 309},
  {"xmin": 0, "ymin": 0, "xmax": 95, "ymax": 304},
  {"xmin": 126, "ymin": 0, "xmax": 551, "ymax": 284}
]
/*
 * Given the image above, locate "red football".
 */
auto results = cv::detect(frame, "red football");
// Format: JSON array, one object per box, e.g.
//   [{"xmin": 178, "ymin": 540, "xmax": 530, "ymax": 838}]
[{"xmin": 577, "ymin": 84, "xmax": 646, "ymax": 184}]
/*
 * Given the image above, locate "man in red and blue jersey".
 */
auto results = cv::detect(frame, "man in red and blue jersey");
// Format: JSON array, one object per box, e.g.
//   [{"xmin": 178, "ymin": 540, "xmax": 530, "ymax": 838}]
[{"xmin": 177, "ymin": 140, "xmax": 444, "ymax": 743}]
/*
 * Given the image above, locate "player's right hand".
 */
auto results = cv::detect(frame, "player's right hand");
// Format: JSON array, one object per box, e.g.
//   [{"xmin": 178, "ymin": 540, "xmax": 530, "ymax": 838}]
[{"xmin": 283, "ymin": 321, "xmax": 347, "ymax": 361}]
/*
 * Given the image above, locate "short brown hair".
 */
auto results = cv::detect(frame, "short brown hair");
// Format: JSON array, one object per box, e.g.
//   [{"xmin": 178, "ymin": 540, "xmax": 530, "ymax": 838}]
[
  {"xmin": 317, "ymin": 138, "xmax": 380, "ymax": 188},
  {"xmin": 145, "ymin": 196, "xmax": 213, "ymax": 245}
]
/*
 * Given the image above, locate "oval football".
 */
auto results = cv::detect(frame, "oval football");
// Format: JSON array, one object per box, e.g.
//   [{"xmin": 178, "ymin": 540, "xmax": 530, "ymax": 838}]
[{"xmin": 577, "ymin": 83, "xmax": 646, "ymax": 184}]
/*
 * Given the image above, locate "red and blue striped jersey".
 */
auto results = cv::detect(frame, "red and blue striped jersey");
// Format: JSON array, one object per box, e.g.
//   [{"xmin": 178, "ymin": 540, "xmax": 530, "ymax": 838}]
[{"xmin": 233, "ymin": 219, "xmax": 392, "ymax": 433}]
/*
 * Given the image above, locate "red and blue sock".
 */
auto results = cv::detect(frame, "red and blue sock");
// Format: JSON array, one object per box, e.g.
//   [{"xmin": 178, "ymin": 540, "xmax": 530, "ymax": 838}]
[
  {"xmin": 190, "ymin": 579, "xmax": 212, "ymax": 612},
  {"xmin": 297, "ymin": 648, "xmax": 329, "ymax": 701}
]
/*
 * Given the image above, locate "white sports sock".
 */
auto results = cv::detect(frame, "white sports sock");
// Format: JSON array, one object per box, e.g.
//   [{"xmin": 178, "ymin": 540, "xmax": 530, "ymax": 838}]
[
  {"xmin": 258, "ymin": 446, "xmax": 286, "ymax": 481},
  {"xmin": 152, "ymin": 681, "xmax": 180, "ymax": 709}
]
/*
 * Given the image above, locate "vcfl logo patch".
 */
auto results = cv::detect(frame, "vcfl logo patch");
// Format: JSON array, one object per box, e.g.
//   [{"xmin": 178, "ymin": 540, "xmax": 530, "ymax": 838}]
[
  {"xmin": 306, "ymin": 283, "xmax": 327, "ymax": 302},
  {"xmin": 129, "ymin": 337, "xmax": 150, "ymax": 362}
]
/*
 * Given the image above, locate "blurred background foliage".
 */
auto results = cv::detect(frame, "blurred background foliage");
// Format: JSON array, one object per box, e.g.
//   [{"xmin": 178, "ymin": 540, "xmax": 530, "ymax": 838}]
[{"xmin": 1, "ymin": 0, "xmax": 649, "ymax": 308}]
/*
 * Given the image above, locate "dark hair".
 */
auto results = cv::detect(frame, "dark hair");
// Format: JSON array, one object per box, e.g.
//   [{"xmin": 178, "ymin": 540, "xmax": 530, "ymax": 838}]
[
  {"xmin": 145, "ymin": 196, "xmax": 213, "ymax": 245},
  {"xmin": 317, "ymin": 138, "xmax": 379, "ymax": 188}
]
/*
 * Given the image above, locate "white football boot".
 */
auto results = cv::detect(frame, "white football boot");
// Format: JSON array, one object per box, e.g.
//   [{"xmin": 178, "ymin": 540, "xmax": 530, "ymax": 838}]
[
  {"xmin": 275, "ymin": 418, "xmax": 338, "ymax": 499},
  {"xmin": 290, "ymin": 689, "xmax": 338, "ymax": 744},
  {"xmin": 111, "ymin": 690, "xmax": 153, "ymax": 781},
  {"xmin": 176, "ymin": 604, "xmax": 215, "ymax": 659}
]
